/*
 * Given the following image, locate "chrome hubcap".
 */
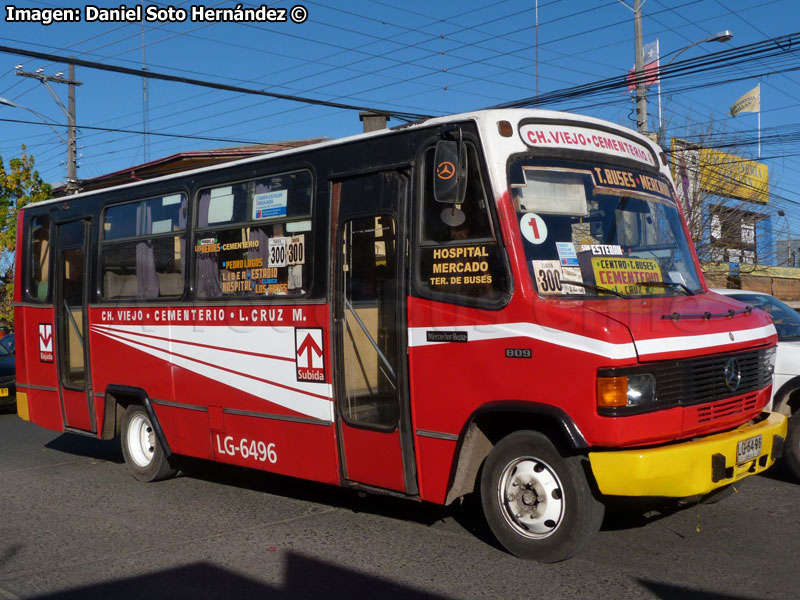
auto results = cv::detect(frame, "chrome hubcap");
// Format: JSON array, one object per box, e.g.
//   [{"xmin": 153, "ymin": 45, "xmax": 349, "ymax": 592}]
[
  {"xmin": 498, "ymin": 457, "xmax": 565, "ymax": 538},
  {"xmin": 127, "ymin": 413, "xmax": 155, "ymax": 468}
]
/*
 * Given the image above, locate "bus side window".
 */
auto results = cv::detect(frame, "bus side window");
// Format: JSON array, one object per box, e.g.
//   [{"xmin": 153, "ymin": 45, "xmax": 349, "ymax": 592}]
[
  {"xmin": 27, "ymin": 215, "xmax": 51, "ymax": 302},
  {"xmin": 195, "ymin": 169, "xmax": 313, "ymax": 299},
  {"xmin": 100, "ymin": 193, "xmax": 187, "ymax": 300},
  {"xmin": 416, "ymin": 144, "xmax": 510, "ymax": 304}
]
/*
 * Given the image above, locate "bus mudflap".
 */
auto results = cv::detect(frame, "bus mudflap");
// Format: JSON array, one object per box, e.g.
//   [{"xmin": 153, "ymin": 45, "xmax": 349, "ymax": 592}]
[{"xmin": 588, "ymin": 411, "xmax": 787, "ymax": 497}]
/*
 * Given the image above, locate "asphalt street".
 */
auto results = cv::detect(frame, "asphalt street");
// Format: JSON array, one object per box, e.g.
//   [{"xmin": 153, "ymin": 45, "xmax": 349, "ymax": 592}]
[{"xmin": 0, "ymin": 409, "xmax": 797, "ymax": 600}]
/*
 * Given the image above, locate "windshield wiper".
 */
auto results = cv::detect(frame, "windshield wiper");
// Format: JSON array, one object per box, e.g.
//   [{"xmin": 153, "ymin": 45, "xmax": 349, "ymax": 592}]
[
  {"xmin": 645, "ymin": 281, "xmax": 696, "ymax": 296},
  {"xmin": 561, "ymin": 280, "xmax": 629, "ymax": 298}
]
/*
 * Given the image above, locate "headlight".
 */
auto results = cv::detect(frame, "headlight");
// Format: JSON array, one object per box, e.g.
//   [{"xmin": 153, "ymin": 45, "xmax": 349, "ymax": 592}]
[
  {"xmin": 625, "ymin": 373, "xmax": 656, "ymax": 406},
  {"xmin": 597, "ymin": 373, "xmax": 656, "ymax": 413}
]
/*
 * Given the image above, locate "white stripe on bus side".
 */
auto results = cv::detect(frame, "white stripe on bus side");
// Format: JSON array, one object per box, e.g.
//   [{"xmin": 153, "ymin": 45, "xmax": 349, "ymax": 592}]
[
  {"xmin": 90, "ymin": 325, "xmax": 334, "ymax": 422},
  {"xmin": 408, "ymin": 322, "xmax": 776, "ymax": 360}
]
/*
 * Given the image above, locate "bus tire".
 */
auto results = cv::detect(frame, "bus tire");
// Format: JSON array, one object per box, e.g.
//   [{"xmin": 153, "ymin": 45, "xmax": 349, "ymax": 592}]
[
  {"xmin": 121, "ymin": 404, "xmax": 177, "ymax": 482},
  {"xmin": 785, "ymin": 411, "xmax": 800, "ymax": 482},
  {"xmin": 480, "ymin": 430, "xmax": 604, "ymax": 562}
]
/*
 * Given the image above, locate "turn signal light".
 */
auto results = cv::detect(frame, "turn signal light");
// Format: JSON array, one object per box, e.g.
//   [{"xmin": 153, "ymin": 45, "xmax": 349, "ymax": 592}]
[
  {"xmin": 597, "ymin": 376, "xmax": 628, "ymax": 407},
  {"xmin": 497, "ymin": 120, "xmax": 513, "ymax": 137}
]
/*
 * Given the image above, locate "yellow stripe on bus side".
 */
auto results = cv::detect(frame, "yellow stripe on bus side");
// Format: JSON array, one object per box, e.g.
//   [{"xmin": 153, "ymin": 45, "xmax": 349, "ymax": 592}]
[{"xmin": 16, "ymin": 391, "xmax": 29, "ymax": 421}]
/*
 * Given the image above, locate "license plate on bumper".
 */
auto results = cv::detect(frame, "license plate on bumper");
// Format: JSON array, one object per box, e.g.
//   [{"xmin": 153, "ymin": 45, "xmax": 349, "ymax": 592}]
[
  {"xmin": 737, "ymin": 434, "xmax": 762, "ymax": 464},
  {"xmin": 0, "ymin": 388, "xmax": 7, "ymax": 397}
]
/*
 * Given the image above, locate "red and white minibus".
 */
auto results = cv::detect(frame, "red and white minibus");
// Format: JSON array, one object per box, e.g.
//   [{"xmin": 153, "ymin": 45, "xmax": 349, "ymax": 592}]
[{"xmin": 14, "ymin": 109, "xmax": 787, "ymax": 561}]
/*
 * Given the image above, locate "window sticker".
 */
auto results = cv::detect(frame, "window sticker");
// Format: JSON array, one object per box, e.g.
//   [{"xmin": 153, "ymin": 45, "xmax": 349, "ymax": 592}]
[
  {"xmin": 581, "ymin": 244, "xmax": 624, "ymax": 256},
  {"xmin": 560, "ymin": 267, "xmax": 585, "ymax": 294},
  {"xmin": 268, "ymin": 237, "xmax": 287, "ymax": 267},
  {"xmin": 519, "ymin": 212, "xmax": 548, "ymax": 245},
  {"xmin": 555, "ymin": 241, "xmax": 579, "ymax": 267},
  {"xmin": 195, "ymin": 237, "xmax": 220, "ymax": 253},
  {"xmin": 287, "ymin": 235, "xmax": 305, "ymax": 265},
  {"xmin": 288, "ymin": 264, "xmax": 303, "ymax": 289},
  {"xmin": 253, "ymin": 189, "xmax": 288, "ymax": 220},
  {"xmin": 532, "ymin": 260, "xmax": 585, "ymax": 295},
  {"xmin": 591, "ymin": 256, "xmax": 662, "ymax": 295},
  {"xmin": 532, "ymin": 260, "xmax": 564, "ymax": 295}
]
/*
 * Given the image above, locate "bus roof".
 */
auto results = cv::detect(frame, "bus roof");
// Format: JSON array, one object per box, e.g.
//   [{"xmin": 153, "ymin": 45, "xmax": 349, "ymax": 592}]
[{"xmin": 25, "ymin": 108, "xmax": 661, "ymax": 209}]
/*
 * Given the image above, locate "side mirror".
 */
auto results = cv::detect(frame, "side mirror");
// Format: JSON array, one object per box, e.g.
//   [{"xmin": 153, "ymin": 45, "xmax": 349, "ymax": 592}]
[{"xmin": 433, "ymin": 140, "xmax": 468, "ymax": 205}]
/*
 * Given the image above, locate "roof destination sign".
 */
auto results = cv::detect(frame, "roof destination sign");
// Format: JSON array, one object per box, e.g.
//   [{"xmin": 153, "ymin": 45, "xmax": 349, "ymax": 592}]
[{"xmin": 519, "ymin": 123, "xmax": 656, "ymax": 167}]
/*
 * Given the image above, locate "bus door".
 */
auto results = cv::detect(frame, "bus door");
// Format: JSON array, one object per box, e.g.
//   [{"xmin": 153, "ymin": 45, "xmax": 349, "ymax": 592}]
[
  {"xmin": 54, "ymin": 219, "xmax": 95, "ymax": 432},
  {"xmin": 332, "ymin": 171, "xmax": 417, "ymax": 494}
]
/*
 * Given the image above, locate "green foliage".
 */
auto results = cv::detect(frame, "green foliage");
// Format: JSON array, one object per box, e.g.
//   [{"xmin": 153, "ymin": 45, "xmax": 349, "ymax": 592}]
[{"xmin": 0, "ymin": 146, "xmax": 51, "ymax": 324}]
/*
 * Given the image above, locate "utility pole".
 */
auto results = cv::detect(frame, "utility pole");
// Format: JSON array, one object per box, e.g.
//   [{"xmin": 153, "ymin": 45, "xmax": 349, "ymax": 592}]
[
  {"xmin": 67, "ymin": 63, "xmax": 78, "ymax": 189},
  {"xmin": 633, "ymin": 0, "xmax": 647, "ymax": 134},
  {"xmin": 141, "ymin": 1, "xmax": 150, "ymax": 163},
  {"xmin": 15, "ymin": 61, "xmax": 82, "ymax": 192}
]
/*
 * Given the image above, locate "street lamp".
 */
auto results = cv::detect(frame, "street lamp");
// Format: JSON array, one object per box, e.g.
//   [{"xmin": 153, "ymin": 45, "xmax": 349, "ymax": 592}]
[
  {"xmin": 0, "ymin": 96, "xmax": 66, "ymax": 143},
  {"xmin": 662, "ymin": 30, "xmax": 734, "ymax": 67},
  {"xmin": 653, "ymin": 31, "xmax": 733, "ymax": 142},
  {"xmin": 14, "ymin": 63, "xmax": 82, "ymax": 192}
]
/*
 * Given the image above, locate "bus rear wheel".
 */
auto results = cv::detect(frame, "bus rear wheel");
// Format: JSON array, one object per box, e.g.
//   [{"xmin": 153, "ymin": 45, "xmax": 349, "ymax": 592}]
[
  {"xmin": 121, "ymin": 404, "xmax": 177, "ymax": 482},
  {"xmin": 480, "ymin": 430, "xmax": 604, "ymax": 562}
]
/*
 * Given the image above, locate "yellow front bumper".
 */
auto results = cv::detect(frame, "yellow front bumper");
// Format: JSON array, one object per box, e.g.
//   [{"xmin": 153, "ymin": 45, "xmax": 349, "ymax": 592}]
[{"xmin": 589, "ymin": 411, "xmax": 788, "ymax": 497}]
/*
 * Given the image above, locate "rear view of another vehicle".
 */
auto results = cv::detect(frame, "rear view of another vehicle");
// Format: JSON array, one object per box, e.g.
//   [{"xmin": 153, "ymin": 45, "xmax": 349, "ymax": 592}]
[
  {"xmin": 0, "ymin": 339, "xmax": 15, "ymax": 412},
  {"xmin": 713, "ymin": 289, "xmax": 800, "ymax": 480}
]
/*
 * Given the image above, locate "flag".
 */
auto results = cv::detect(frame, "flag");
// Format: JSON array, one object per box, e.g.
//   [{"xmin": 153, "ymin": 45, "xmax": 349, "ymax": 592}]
[
  {"xmin": 627, "ymin": 40, "xmax": 660, "ymax": 91},
  {"xmin": 730, "ymin": 84, "xmax": 760, "ymax": 117}
]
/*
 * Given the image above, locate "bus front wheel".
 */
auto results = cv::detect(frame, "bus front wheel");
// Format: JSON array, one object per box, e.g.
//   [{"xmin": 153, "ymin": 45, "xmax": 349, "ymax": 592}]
[
  {"xmin": 480, "ymin": 430, "xmax": 604, "ymax": 562},
  {"xmin": 121, "ymin": 404, "xmax": 177, "ymax": 482},
  {"xmin": 785, "ymin": 411, "xmax": 800, "ymax": 482}
]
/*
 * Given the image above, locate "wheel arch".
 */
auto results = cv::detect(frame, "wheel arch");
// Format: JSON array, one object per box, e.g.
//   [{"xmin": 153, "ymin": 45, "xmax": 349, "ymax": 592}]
[
  {"xmin": 444, "ymin": 401, "xmax": 586, "ymax": 505},
  {"xmin": 100, "ymin": 385, "xmax": 173, "ymax": 457},
  {"xmin": 773, "ymin": 376, "xmax": 800, "ymax": 416}
]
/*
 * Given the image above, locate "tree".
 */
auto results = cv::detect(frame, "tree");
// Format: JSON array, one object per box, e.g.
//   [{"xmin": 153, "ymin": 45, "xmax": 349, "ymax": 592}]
[
  {"xmin": 668, "ymin": 123, "xmax": 776, "ymax": 273},
  {"xmin": 0, "ymin": 146, "xmax": 51, "ymax": 324}
]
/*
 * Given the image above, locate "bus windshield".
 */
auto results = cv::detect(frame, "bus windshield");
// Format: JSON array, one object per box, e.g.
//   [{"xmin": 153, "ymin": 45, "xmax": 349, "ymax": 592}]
[{"xmin": 510, "ymin": 159, "xmax": 703, "ymax": 299}]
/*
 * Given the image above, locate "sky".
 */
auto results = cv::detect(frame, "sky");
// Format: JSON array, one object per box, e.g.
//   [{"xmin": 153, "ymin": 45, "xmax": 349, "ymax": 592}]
[{"xmin": 1, "ymin": 0, "xmax": 799, "ymax": 233}]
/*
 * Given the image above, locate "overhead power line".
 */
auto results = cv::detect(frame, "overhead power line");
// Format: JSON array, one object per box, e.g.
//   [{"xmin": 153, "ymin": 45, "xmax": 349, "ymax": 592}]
[
  {"xmin": 0, "ymin": 116, "xmax": 283, "ymax": 145},
  {"xmin": 0, "ymin": 44, "xmax": 431, "ymax": 122},
  {"xmin": 491, "ymin": 32, "xmax": 800, "ymax": 110}
]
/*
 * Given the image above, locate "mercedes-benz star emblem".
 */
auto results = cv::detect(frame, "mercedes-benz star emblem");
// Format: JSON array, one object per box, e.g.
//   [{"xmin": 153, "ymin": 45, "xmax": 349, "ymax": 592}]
[{"xmin": 724, "ymin": 357, "xmax": 742, "ymax": 392}]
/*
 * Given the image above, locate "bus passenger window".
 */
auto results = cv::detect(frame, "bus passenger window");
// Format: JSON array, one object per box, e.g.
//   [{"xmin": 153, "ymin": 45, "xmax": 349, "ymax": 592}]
[
  {"xmin": 27, "ymin": 215, "xmax": 50, "ymax": 301},
  {"xmin": 100, "ymin": 193, "xmax": 187, "ymax": 300},
  {"xmin": 195, "ymin": 170, "xmax": 313, "ymax": 299},
  {"xmin": 416, "ymin": 144, "xmax": 510, "ymax": 304}
]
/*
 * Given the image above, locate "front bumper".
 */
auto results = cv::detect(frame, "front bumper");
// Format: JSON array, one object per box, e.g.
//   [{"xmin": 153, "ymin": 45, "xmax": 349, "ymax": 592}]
[{"xmin": 588, "ymin": 411, "xmax": 787, "ymax": 497}]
